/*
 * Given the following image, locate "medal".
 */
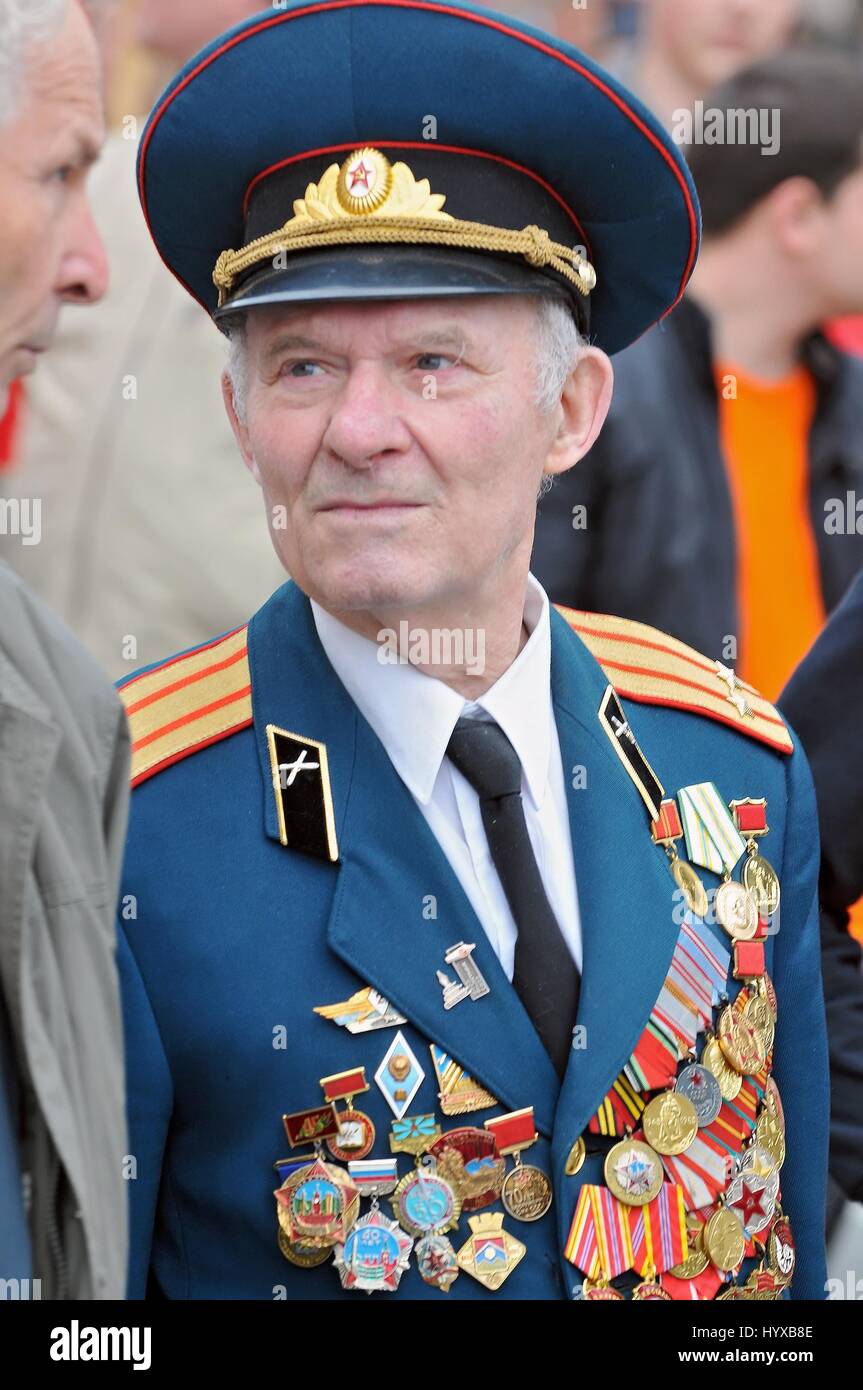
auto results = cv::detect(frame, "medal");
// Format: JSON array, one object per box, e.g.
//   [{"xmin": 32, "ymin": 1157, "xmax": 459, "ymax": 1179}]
[
  {"xmin": 675, "ymin": 1062, "xmax": 722, "ymax": 1127},
  {"xmin": 703, "ymin": 1205, "xmax": 745, "ymax": 1273},
  {"xmin": 347, "ymin": 1157, "xmax": 399, "ymax": 1199},
  {"xmin": 742, "ymin": 992, "xmax": 774, "ymax": 1054},
  {"xmin": 429, "ymin": 1044, "xmax": 498, "ymax": 1116},
  {"xmin": 603, "ymin": 1137, "xmax": 664, "ymax": 1207},
  {"xmin": 736, "ymin": 1143, "xmax": 780, "ymax": 1186},
  {"xmin": 334, "ymin": 1202, "xmax": 413, "ymax": 1293},
  {"xmin": 391, "ymin": 1155, "xmax": 461, "ymax": 1292},
  {"xmin": 767, "ymin": 1213, "xmax": 795, "ymax": 1286},
  {"xmin": 437, "ymin": 942, "xmax": 490, "ymax": 1009},
  {"xmin": 702, "ymin": 1034, "xmax": 742, "ymax": 1099},
  {"xmin": 715, "ymin": 877, "xmax": 759, "ymax": 940},
  {"xmin": 429, "ymin": 1126, "xmax": 505, "ymax": 1211},
  {"xmin": 651, "ymin": 798, "xmax": 708, "ymax": 917},
  {"xmin": 389, "ymin": 1114, "xmax": 441, "ymax": 1156},
  {"xmin": 319, "ymin": 1067, "xmax": 375, "ymax": 1161},
  {"xmin": 415, "ymin": 1233, "xmax": 460, "ymax": 1292},
  {"xmin": 762, "ymin": 1076, "xmax": 785, "ymax": 1132},
  {"xmin": 726, "ymin": 1171, "xmax": 775, "ymax": 1237},
  {"xmin": 758, "ymin": 972, "xmax": 779, "ymax": 1022},
  {"xmin": 667, "ymin": 1213, "xmax": 709, "ymax": 1279},
  {"xmin": 755, "ymin": 1109, "xmax": 786, "ymax": 1169},
  {"xmin": 730, "ymin": 798, "xmax": 781, "ymax": 918},
  {"xmin": 632, "ymin": 1271, "xmax": 673, "ymax": 1301},
  {"xmin": 642, "ymin": 1091, "xmax": 698, "ymax": 1156},
  {"xmin": 716, "ymin": 1001, "xmax": 766, "ymax": 1075},
  {"xmin": 565, "ymin": 1135, "xmax": 587, "ymax": 1176},
  {"xmin": 485, "ymin": 1107, "xmax": 553, "ymax": 1222},
  {"xmin": 282, "ymin": 1102, "xmax": 342, "ymax": 1149},
  {"xmin": 374, "ymin": 1030, "xmax": 425, "ymax": 1119},
  {"xmin": 313, "ymin": 985, "xmax": 406, "ymax": 1034},
  {"xmin": 456, "ymin": 1212, "xmax": 526, "ymax": 1291},
  {"xmin": 428, "ymin": 1045, "xmax": 494, "ymax": 1117},
  {"xmin": 274, "ymin": 1156, "xmax": 359, "ymax": 1249},
  {"xmin": 392, "ymin": 1156, "xmax": 461, "ymax": 1238}
]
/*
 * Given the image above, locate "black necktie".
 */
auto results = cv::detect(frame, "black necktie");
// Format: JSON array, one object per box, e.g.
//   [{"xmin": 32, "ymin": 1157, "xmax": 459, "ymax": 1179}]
[{"xmin": 446, "ymin": 716, "xmax": 580, "ymax": 1077}]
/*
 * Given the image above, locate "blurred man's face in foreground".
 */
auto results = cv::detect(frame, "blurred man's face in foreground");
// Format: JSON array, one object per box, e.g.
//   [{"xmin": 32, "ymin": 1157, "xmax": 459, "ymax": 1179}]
[{"xmin": 0, "ymin": 0, "xmax": 108, "ymax": 407}]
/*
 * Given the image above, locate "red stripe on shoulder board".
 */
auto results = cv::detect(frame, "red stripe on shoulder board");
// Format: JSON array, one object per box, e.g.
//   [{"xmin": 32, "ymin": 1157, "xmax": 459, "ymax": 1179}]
[
  {"xmin": 130, "ymin": 715, "xmax": 254, "ymax": 789},
  {"xmin": 117, "ymin": 625, "xmax": 248, "ymax": 692}
]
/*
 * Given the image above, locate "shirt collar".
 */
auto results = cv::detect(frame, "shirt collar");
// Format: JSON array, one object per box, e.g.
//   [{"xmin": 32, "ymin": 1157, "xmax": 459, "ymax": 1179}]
[{"xmin": 310, "ymin": 574, "xmax": 553, "ymax": 810}]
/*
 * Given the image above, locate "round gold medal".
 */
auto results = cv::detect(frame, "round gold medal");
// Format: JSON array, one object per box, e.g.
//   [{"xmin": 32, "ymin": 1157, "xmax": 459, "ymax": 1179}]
[
  {"xmin": 604, "ymin": 1138, "xmax": 664, "ymax": 1207},
  {"xmin": 704, "ymin": 1206, "xmax": 745, "ymax": 1273},
  {"xmin": 501, "ymin": 1164, "xmax": 553, "ymax": 1222},
  {"xmin": 743, "ymin": 992, "xmax": 775, "ymax": 1055},
  {"xmin": 702, "ymin": 1035, "xmax": 742, "ymax": 1101},
  {"xmin": 642, "ymin": 1091, "xmax": 698, "ymax": 1156},
  {"xmin": 671, "ymin": 858, "xmax": 709, "ymax": 918},
  {"xmin": 717, "ymin": 1003, "xmax": 766, "ymax": 1075},
  {"xmin": 715, "ymin": 879, "xmax": 759, "ymax": 940},
  {"xmin": 742, "ymin": 852, "xmax": 781, "ymax": 917}
]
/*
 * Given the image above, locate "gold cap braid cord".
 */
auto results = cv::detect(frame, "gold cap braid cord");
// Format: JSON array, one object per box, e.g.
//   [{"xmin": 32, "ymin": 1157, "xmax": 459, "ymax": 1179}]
[{"xmin": 212, "ymin": 147, "xmax": 597, "ymax": 307}]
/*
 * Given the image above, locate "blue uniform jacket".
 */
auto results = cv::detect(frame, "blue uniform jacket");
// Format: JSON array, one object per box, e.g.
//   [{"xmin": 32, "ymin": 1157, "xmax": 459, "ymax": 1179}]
[{"xmin": 117, "ymin": 581, "xmax": 828, "ymax": 1299}]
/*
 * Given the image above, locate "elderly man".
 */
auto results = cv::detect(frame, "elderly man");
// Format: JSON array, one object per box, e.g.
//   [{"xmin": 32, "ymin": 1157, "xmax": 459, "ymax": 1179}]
[
  {"xmin": 0, "ymin": 0, "xmax": 128, "ymax": 1299},
  {"xmin": 119, "ymin": 0, "xmax": 826, "ymax": 1301}
]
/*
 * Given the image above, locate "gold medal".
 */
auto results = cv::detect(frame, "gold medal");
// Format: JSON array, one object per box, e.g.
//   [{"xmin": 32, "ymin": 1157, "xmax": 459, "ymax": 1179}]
[
  {"xmin": 717, "ymin": 1002, "xmax": 766, "ymax": 1075},
  {"xmin": 632, "ymin": 1279, "xmax": 673, "ymax": 1300},
  {"xmin": 565, "ymin": 1136, "xmax": 586, "ymax": 1176},
  {"xmin": 642, "ymin": 1091, "xmax": 698, "ymax": 1156},
  {"xmin": 743, "ymin": 992, "xmax": 775, "ymax": 1055},
  {"xmin": 501, "ymin": 1164, "xmax": 553, "ymax": 1222},
  {"xmin": 604, "ymin": 1137, "xmax": 664, "ymax": 1206},
  {"xmin": 456, "ymin": 1212, "xmax": 526, "ymax": 1290},
  {"xmin": 758, "ymin": 972, "xmax": 778, "ymax": 1022},
  {"xmin": 484, "ymin": 1107, "xmax": 553, "ymax": 1223},
  {"xmin": 762, "ymin": 1077, "xmax": 785, "ymax": 1132},
  {"xmin": 671, "ymin": 858, "xmax": 709, "ymax": 918},
  {"xmin": 715, "ymin": 878, "xmax": 759, "ymax": 940},
  {"xmin": 755, "ymin": 1110, "xmax": 786, "ymax": 1169},
  {"xmin": 742, "ymin": 853, "xmax": 780, "ymax": 918},
  {"xmin": 704, "ymin": 1206, "xmax": 745, "ymax": 1273},
  {"xmin": 702, "ymin": 1034, "xmax": 742, "ymax": 1100}
]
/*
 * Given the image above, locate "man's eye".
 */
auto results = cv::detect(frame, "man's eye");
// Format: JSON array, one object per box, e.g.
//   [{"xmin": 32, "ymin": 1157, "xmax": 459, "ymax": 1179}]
[
  {"xmin": 415, "ymin": 353, "xmax": 456, "ymax": 372},
  {"xmin": 283, "ymin": 360, "xmax": 324, "ymax": 378},
  {"xmin": 49, "ymin": 166, "xmax": 74, "ymax": 185}
]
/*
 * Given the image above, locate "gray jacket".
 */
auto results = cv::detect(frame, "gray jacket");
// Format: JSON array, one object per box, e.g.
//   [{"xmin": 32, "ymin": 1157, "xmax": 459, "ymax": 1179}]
[{"xmin": 0, "ymin": 562, "xmax": 129, "ymax": 1298}]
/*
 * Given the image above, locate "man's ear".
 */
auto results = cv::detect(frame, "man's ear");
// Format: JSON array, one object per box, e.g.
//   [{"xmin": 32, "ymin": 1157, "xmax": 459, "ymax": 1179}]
[
  {"xmin": 221, "ymin": 370, "xmax": 261, "ymax": 484},
  {"xmin": 543, "ymin": 346, "xmax": 614, "ymax": 479}
]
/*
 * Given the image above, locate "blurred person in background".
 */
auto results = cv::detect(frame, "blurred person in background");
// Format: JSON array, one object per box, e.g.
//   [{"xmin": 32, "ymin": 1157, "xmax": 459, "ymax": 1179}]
[
  {"xmin": 0, "ymin": 0, "xmax": 128, "ymax": 1298},
  {"xmin": 0, "ymin": 0, "xmax": 283, "ymax": 679},
  {"xmin": 534, "ymin": 47, "xmax": 863, "ymax": 704},
  {"xmin": 606, "ymin": 0, "xmax": 800, "ymax": 127}
]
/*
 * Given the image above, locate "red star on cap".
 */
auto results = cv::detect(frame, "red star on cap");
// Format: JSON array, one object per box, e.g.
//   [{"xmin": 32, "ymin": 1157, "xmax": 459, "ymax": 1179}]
[{"xmin": 348, "ymin": 160, "xmax": 373, "ymax": 192}]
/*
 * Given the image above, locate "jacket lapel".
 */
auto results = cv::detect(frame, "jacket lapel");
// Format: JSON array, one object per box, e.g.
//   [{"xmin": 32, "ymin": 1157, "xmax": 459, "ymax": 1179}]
[
  {"xmin": 247, "ymin": 583, "xmax": 560, "ymax": 1134},
  {"xmin": 547, "ymin": 608, "xmax": 682, "ymax": 1163}
]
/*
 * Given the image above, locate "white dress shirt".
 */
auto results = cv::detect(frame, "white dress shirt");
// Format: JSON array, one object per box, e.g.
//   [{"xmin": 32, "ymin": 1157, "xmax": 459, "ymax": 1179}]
[{"xmin": 311, "ymin": 575, "xmax": 582, "ymax": 980}]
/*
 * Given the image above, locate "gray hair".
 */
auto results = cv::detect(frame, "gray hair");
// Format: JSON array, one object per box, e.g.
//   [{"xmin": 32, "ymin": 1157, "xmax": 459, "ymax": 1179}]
[
  {"xmin": 225, "ymin": 294, "xmax": 585, "ymax": 427},
  {"xmin": 0, "ymin": 0, "xmax": 69, "ymax": 125}
]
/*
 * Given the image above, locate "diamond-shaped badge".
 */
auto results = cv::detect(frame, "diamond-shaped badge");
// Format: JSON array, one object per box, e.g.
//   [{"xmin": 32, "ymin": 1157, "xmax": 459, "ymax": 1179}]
[{"xmin": 374, "ymin": 1030, "xmax": 424, "ymax": 1120}]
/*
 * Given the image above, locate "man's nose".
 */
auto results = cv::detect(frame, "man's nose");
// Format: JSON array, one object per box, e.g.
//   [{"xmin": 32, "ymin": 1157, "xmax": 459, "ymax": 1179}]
[
  {"xmin": 322, "ymin": 362, "xmax": 413, "ymax": 466},
  {"xmin": 58, "ymin": 194, "xmax": 110, "ymax": 306}
]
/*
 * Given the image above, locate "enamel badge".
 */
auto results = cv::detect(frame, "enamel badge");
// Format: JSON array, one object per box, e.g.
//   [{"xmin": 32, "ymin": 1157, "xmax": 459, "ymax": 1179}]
[{"xmin": 266, "ymin": 723, "xmax": 338, "ymax": 862}]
